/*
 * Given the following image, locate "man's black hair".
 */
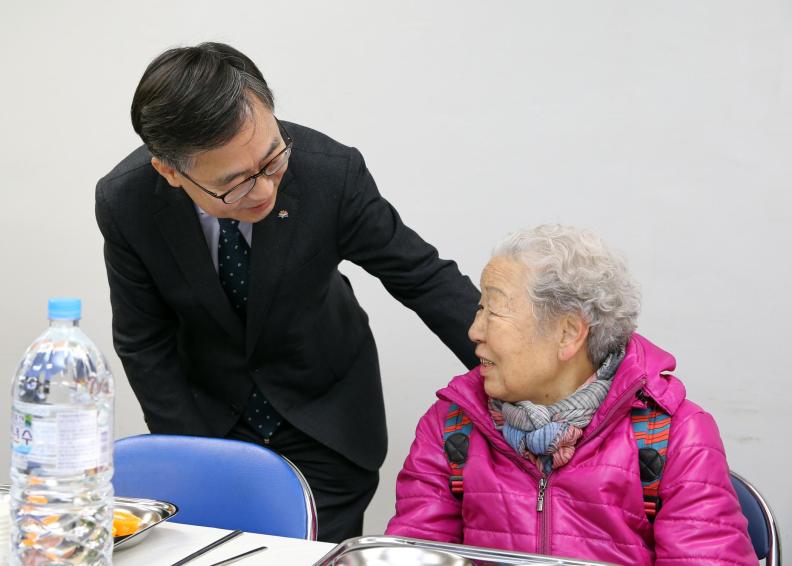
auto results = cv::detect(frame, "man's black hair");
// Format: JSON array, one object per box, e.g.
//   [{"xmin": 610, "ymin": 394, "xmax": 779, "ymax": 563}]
[{"xmin": 131, "ymin": 42, "xmax": 274, "ymax": 170}]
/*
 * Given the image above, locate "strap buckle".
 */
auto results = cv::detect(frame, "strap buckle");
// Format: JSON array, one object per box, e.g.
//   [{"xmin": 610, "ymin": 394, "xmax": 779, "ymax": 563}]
[{"xmin": 449, "ymin": 475, "xmax": 464, "ymax": 499}]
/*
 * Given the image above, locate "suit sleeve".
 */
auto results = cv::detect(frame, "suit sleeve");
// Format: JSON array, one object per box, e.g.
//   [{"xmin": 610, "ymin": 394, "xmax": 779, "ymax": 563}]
[
  {"xmin": 385, "ymin": 401, "xmax": 464, "ymax": 542},
  {"xmin": 337, "ymin": 148, "xmax": 480, "ymax": 369},
  {"xmin": 95, "ymin": 180, "xmax": 213, "ymax": 436},
  {"xmin": 653, "ymin": 409, "xmax": 757, "ymax": 566}
]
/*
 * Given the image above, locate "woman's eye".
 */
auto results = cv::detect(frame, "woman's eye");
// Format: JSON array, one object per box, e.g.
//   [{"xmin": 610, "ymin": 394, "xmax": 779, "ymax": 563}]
[
  {"xmin": 485, "ymin": 303, "xmax": 504, "ymax": 317},
  {"xmin": 486, "ymin": 293, "xmax": 508, "ymax": 316}
]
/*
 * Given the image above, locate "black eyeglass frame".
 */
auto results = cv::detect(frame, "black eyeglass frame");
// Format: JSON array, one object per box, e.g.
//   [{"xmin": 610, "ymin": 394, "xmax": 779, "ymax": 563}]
[{"xmin": 179, "ymin": 118, "xmax": 293, "ymax": 204}]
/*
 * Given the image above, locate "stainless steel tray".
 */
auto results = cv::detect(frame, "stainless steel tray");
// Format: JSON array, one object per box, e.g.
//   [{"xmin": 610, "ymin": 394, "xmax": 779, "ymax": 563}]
[
  {"xmin": 0, "ymin": 485, "xmax": 178, "ymax": 551},
  {"xmin": 113, "ymin": 496, "xmax": 178, "ymax": 549},
  {"xmin": 312, "ymin": 536, "xmax": 617, "ymax": 566}
]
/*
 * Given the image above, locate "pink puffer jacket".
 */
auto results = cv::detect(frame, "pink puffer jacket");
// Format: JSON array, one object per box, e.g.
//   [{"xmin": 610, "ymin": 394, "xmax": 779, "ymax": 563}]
[{"xmin": 386, "ymin": 334, "xmax": 756, "ymax": 565}]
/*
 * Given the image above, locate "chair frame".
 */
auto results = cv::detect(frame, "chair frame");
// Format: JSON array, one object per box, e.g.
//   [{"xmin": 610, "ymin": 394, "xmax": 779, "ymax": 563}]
[
  {"xmin": 279, "ymin": 451, "xmax": 318, "ymax": 540},
  {"xmin": 730, "ymin": 470, "xmax": 781, "ymax": 566}
]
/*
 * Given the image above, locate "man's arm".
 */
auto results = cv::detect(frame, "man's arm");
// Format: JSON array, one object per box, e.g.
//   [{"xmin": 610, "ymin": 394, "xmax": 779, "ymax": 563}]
[
  {"xmin": 338, "ymin": 149, "xmax": 480, "ymax": 369},
  {"xmin": 96, "ymin": 180, "xmax": 212, "ymax": 435}
]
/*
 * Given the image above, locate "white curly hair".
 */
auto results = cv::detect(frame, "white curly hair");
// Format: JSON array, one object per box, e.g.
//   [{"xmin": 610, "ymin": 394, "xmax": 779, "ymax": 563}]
[{"xmin": 492, "ymin": 224, "xmax": 641, "ymax": 366}]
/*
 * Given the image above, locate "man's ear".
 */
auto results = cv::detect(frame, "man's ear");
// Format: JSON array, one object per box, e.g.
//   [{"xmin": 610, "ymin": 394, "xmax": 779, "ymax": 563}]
[
  {"xmin": 150, "ymin": 157, "xmax": 183, "ymax": 189},
  {"xmin": 558, "ymin": 313, "xmax": 589, "ymax": 362}
]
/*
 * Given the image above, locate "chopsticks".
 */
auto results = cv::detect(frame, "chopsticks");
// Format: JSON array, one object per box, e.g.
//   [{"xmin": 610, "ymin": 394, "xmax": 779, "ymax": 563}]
[
  {"xmin": 170, "ymin": 529, "xmax": 243, "ymax": 566},
  {"xmin": 208, "ymin": 546, "xmax": 268, "ymax": 566}
]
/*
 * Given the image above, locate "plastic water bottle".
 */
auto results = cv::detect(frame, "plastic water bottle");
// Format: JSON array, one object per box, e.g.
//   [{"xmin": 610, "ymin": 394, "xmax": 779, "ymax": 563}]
[{"xmin": 10, "ymin": 298, "xmax": 114, "ymax": 565}]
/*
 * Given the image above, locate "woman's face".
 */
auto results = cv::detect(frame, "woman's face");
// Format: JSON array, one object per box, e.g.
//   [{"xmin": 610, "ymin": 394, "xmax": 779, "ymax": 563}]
[{"xmin": 468, "ymin": 256, "xmax": 563, "ymax": 404}]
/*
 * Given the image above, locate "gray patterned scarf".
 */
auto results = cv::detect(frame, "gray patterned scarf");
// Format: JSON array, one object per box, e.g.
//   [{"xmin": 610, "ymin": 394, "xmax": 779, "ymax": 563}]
[{"xmin": 488, "ymin": 348, "xmax": 625, "ymax": 473}]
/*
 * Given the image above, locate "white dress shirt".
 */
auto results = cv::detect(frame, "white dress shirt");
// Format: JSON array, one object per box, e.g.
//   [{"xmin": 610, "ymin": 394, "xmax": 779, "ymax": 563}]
[{"xmin": 194, "ymin": 205, "xmax": 253, "ymax": 272}]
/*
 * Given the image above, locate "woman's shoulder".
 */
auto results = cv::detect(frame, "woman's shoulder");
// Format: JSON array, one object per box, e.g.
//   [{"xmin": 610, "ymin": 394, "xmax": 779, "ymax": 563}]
[
  {"xmin": 667, "ymin": 399, "xmax": 727, "ymax": 456},
  {"xmin": 436, "ymin": 367, "xmax": 486, "ymax": 406},
  {"xmin": 412, "ymin": 367, "xmax": 488, "ymax": 439}
]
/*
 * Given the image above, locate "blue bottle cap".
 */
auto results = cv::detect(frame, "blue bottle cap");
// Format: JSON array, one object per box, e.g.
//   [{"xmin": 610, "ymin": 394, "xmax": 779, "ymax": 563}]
[{"xmin": 48, "ymin": 297, "xmax": 82, "ymax": 320}]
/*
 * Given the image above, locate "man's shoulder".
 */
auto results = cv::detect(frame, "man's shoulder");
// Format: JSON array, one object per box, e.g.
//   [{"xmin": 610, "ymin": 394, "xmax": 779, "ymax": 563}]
[
  {"xmin": 98, "ymin": 145, "xmax": 159, "ymax": 189},
  {"xmin": 284, "ymin": 121, "xmax": 360, "ymax": 160},
  {"xmin": 96, "ymin": 145, "xmax": 164, "ymax": 222}
]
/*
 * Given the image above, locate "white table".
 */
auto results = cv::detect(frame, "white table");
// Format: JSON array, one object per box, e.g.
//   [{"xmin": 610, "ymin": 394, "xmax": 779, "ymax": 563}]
[{"xmin": 113, "ymin": 522, "xmax": 337, "ymax": 566}]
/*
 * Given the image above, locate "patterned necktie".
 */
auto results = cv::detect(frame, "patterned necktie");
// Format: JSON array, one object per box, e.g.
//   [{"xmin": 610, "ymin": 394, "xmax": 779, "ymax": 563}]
[
  {"xmin": 217, "ymin": 218, "xmax": 282, "ymax": 442},
  {"xmin": 217, "ymin": 218, "xmax": 250, "ymax": 319}
]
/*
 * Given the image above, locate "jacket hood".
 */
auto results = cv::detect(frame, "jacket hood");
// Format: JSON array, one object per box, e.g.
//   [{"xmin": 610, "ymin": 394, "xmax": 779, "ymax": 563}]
[{"xmin": 438, "ymin": 333, "xmax": 687, "ymax": 440}]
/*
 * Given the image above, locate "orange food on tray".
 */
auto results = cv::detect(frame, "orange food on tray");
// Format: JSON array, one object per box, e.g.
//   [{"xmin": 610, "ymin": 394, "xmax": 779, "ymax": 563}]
[{"xmin": 112, "ymin": 509, "xmax": 142, "ymax": 537}]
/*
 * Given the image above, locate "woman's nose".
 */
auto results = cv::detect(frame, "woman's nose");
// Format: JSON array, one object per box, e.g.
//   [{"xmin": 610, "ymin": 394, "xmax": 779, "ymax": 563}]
[{"xmin": 468, "ymin": 310, "xmax": 484, "ymax": 343}]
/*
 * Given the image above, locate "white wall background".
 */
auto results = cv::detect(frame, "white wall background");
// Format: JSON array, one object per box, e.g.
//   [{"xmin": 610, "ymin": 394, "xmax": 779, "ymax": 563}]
[{"xmin": 1, "ymin": 0, "xmax": 789, "ymax": 553}]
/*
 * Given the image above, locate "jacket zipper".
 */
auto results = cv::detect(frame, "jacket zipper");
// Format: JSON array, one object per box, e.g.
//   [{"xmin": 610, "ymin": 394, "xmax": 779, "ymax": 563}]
[
  {"xmin": 577, "ymin": 377, "xmax": 647, "ymax": 449},
  {"xmin": 537, "ymin": 474, "xmax": 551, "ymax": 555},
  {"xmin": 534, "ymin": 376, "xmax": 646, "ymax": 556},
  {"xmin": 537, "ymin": 477, "xmax": 547, "ymax": 512}
]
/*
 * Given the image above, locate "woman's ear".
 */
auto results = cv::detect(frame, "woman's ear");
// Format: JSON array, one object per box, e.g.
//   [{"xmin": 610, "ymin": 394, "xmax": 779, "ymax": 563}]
[{"xmin": 558, "ymin": 314, "xmax": 589, "ymax": 362}]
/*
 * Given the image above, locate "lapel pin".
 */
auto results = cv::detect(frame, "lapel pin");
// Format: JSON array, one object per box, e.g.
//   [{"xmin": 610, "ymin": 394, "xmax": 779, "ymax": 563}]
[{"xmin": 278, "ymin": 210, "xmax": 289, "ymax": 219}]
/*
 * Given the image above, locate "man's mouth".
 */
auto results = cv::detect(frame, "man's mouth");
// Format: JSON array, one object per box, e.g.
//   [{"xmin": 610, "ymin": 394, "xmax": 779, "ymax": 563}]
[{"xmin": 247, "ymin": 198, "xmax": 271, "ymax": 211}]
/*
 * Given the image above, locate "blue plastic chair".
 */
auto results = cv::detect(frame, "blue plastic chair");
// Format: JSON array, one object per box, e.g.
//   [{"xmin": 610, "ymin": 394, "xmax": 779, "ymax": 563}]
[
  {"xmin": 730, "ymin": 470, "xmax": 781, "ymax": 566},
  {"xmin": 113, "ymin": 434, "xmax": 317, "ymax": 539}
]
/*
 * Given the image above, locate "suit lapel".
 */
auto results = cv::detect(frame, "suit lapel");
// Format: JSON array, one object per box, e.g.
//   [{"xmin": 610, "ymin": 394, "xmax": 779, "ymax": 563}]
[
  {"xmin": 245, "ymin": 173, "xmax": 300, "ymax": 356},
  {"xmin": 153, "ymin": 178, "xmax": 244, "ymax": 340}
]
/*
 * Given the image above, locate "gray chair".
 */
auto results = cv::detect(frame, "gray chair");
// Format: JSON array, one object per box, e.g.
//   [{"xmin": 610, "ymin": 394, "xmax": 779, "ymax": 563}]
[{"xmin": 730, "ymin": 470, "xmax": 781, "ymax": 566}]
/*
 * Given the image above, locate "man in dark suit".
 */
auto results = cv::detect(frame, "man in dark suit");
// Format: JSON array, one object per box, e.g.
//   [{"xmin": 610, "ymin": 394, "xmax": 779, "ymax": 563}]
[{"xmin": 95, "ymin": 42, "xmax": 479, "ymax": 542}]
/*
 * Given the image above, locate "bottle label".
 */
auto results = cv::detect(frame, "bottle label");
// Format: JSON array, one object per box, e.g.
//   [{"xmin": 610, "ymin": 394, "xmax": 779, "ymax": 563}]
[{"xmin": 11, "ymin": 401, "xmax": 110, "ymax": 474}]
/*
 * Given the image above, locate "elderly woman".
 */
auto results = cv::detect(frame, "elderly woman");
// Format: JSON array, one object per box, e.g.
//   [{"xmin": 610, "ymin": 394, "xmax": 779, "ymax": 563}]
[{"xmin": 386, "ymin": 225, "xmax": 755, "ymax": 565}]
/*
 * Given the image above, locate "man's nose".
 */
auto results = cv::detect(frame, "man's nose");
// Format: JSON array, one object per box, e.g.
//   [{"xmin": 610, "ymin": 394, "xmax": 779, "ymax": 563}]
[{"xmin": 251, "ymin": 175, "xmax": 276, "ymax": 199}]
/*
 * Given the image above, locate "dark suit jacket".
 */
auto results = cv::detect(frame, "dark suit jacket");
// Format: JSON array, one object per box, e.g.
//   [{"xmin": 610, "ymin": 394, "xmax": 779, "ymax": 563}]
[{"xmin": 95, "ymin": 122, "xmax": 479, "ymax": 471}]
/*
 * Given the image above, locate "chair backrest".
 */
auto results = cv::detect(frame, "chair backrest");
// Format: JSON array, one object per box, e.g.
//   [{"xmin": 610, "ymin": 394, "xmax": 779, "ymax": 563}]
[
  {"xmin": 113, "ymin": 434, "xmax": 317, "ymax": 540},
  {"xmin": 729, "ymin": 470, "xmax": 781, "ymax": 566}
]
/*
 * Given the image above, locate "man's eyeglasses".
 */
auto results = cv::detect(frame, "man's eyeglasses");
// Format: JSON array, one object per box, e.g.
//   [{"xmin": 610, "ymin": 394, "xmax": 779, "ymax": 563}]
[{"xmin": 179, "ymin": 118, "xmax": 293, "ymax": 205}]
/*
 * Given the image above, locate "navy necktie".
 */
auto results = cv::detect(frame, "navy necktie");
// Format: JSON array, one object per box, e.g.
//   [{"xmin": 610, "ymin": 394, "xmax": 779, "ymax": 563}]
[
  {"xmin": 218, "ymin": 218, "xmax": 282, "ymax": 442},
  {"xmin": 218, "ymin": 218, "xmax": 250, "ymax": 318}
]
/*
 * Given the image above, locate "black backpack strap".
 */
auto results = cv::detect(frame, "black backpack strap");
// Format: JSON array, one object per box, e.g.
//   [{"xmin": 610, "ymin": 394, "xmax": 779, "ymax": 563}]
[{"xmin": 443, "ymin": 403, "xmax": 473, "ymax": 498}]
